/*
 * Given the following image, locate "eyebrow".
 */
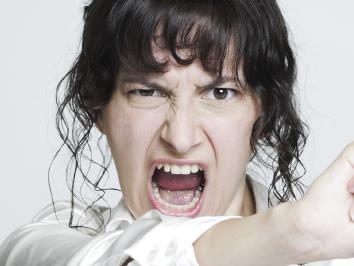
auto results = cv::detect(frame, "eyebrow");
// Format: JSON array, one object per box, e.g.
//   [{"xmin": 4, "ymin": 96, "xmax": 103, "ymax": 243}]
[
  {"xmin": 204, "ymin": 76, "xmax": 237, "ymax": 90},
  {"xmin": 121, "ymin": 76, "xmax": 170, "ymax": 92},
  {"xmin": 121, "ymin": 75, "xmax": 238, "ymax": 91}
]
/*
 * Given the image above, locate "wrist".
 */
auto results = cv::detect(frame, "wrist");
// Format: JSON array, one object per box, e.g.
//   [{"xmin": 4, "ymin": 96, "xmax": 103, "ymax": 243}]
[{"xmin": 271, "ymin": 201, "xmax": 322, "ymax": 264}]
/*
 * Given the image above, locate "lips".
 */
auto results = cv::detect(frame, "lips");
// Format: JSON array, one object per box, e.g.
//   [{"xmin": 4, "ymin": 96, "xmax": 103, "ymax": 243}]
[{"xmin": 147, "ymin": 159, "xmax": 207, "ymax": 217}]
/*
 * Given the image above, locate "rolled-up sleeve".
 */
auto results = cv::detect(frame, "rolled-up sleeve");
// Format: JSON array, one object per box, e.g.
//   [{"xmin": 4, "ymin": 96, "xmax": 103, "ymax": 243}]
[
  {"xmin": 99, "ymin": 212, "xmax": 241, "ymax": 266},
  {"xmin": 0, "ymin": 223, "xmax": 94, "ymax": 265},
  {"xmin": 0, "ymin": 201, "xmax": 241, "ymax": 266}
]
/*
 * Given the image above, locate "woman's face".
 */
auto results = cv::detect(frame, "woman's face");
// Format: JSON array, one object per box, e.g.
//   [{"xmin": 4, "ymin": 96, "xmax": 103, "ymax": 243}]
[{"xmin": 100, "ymin": 52, "xmax": 261, "ymax": 218}]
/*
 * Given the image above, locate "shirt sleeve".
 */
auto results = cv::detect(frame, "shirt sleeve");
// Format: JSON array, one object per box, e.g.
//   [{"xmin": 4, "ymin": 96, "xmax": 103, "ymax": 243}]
[
  {"xmin": 0, "ymin": 202, "xmax": 241, "ymax": 266},
  {"xmin": 0, "ymin": 202, "xmax": 126, "ymax": 266},
  {"xmin": 0, "ymin": 223, "xmax": 92, "ymax": 265},
  {"xmin": 98, "ymin": 211, "xmax": 242, "ymax": 266}
]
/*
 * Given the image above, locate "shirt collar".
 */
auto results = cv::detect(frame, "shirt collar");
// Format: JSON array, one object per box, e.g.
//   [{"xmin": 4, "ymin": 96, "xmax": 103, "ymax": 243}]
[{"xmin": 104, "ymin": 199, "xmax": 135, "ymax": 232}]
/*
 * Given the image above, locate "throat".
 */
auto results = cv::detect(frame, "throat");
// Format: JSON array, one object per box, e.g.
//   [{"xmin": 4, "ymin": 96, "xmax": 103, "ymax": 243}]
[{"xmin": 223, "ymin": 177, "xmax": 256, "ymax": 217}]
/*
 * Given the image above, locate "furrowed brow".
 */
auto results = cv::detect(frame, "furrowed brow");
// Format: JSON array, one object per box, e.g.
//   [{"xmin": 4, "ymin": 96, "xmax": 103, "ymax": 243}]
[
  {"xmin": 121, "ymin": 75, "xmax": 242, "ymax": 92},
  {"xmin": 120, "ymin": 76, "xmax": 171, "ymax": 92},
  {"xmin": 204, "ymin": 76, "xmax": 238, "ymax": 90}
]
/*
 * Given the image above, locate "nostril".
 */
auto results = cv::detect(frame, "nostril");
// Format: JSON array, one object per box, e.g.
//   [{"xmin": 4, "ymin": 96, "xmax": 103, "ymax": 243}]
[
  {"xmin": 160, "ymin": 137, "xmax": 201, "ymax": 155},
  {"xmin": 159, "ymin": 115, "xmax": 201, "ymax": 154}
]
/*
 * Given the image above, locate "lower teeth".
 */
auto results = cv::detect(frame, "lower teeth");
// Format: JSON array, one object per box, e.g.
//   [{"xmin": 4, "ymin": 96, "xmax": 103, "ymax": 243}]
[{"xmin": 151, "ymin": 181, "xmax": 201, "ymax": 212}]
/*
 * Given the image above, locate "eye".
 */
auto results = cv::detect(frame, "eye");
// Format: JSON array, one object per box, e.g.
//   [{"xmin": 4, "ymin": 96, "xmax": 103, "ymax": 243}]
[
  {"xmin": 204, "ymin": 88, "xmax": 238, "ymax": 101},
  {"xmin": 128, "ymin": 88, "xmax": 166, "ymax": 97},
  {"xmin": 124, "ymin": 86, "xmax": 169, "ymax": 109}
]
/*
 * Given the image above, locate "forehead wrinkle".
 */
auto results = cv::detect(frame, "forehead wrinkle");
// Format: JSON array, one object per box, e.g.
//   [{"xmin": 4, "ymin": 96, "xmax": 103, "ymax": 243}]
[
  {"xmin": 119, "ymin": 72, "xmax": 176, "ymax": 93},
  {"xmin": 120, "ymin": 68, "xmax": 245, "ymax": 93}
]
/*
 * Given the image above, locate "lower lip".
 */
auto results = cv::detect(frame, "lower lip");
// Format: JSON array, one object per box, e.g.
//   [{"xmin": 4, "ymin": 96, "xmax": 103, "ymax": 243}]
[{"xmin": 147, "ymin": 181, "xmax": 205, "ymax": 217}]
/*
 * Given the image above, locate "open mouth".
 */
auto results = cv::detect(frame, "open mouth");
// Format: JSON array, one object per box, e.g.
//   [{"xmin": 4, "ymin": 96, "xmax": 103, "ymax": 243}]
[{"xmin": 148, "ymin": 163, "xmax": 206, "ymax": 217}]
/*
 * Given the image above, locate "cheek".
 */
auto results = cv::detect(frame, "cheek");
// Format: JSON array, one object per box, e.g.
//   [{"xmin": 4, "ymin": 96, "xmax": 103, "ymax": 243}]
[
  {"xmin": 201, "ymin": 95, "xmax": 260, "ymax": 158},
  {"xmin": 204, "ymin": 113, "xmax": 255, "ymax": 157},
  {"xmin": 104, "ymin": 106, "xmax": 165, "ymax": 170}
]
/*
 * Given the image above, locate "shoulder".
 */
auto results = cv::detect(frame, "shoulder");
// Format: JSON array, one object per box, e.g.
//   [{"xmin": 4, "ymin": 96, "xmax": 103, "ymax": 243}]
[
  {"xmin": 32, "ymin": 200, "xmax": 111, "ymax": 234},
  {"xmin": 0, "ymin": 200, "xmax": 130, "ymax": 265}
]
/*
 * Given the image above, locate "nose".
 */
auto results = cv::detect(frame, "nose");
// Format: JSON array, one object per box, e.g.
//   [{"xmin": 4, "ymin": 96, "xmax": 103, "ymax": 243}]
[{"xmin": 160, "ymin": 103, "xmax": 202, "ymax": 155}]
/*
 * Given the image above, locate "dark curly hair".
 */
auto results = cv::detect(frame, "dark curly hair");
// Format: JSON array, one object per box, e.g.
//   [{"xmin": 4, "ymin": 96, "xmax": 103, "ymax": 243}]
[{"xmin": 50, "ymin": 0, "xmax": 308, "ymax": 248}]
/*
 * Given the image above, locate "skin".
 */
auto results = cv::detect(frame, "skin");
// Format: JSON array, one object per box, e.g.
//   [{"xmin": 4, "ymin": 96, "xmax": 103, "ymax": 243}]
[
  {"xmin": 98, "ymin": 50, "xmax": 261, "ymax": 219},
  {"xmin": 196, "ymin": 143, "xmax": 354, "ymax": 265},
  {"xmin": 96, "ymin": 43, "xmax": 354, "ymax": 265}
]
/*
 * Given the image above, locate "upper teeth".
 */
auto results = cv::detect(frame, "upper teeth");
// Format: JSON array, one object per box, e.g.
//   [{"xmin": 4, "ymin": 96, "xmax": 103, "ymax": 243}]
[{"xmin": 157, "ymin": 164, "xmax": 202, "ymax": 175}]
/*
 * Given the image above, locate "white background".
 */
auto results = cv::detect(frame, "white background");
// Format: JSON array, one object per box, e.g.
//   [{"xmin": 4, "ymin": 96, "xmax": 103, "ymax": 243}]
[{"xmin": 0, "ymin": 0, "xmax": 353, "ymax": 243}]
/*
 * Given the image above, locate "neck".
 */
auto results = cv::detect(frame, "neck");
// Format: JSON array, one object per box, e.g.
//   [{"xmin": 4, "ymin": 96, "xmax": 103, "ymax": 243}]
[
  {"xmin": 224, "ymin": 175, "xmax": 256, "ymax": 217},
  {"xmin": 241, "ymin": 176, "xmax": 256, "ymax": 216}
]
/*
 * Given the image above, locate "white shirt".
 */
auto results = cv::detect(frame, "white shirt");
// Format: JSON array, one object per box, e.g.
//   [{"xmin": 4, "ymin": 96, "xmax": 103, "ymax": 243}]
[{"xmin": 0, "ymin": 176, "xmax": 353, "ymax": 266}]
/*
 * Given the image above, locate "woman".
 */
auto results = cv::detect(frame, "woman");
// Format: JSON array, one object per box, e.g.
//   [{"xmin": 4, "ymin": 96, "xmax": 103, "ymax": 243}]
[{"xmin": 1, "ymin": 0, "xmax": 354, "ymax": 265}]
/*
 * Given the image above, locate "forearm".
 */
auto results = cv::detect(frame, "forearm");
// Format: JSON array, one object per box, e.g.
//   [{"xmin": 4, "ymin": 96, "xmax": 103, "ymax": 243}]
[
  {"xmin": 194, "ymin": 202, "xmax": 315, "ymax": 266},
  {"xmin": 0, "ymin": 223, "xmax": 91, "ymax": 266}
]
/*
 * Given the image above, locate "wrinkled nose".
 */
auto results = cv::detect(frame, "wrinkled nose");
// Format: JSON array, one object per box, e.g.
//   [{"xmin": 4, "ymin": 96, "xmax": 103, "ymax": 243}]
[{"xmin": 160, "ymin": 104, "xmax": 202, "ymax": 155}]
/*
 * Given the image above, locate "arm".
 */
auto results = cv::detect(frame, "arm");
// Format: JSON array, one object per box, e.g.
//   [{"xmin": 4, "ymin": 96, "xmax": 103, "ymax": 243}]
[
  {"xmin": 195, "ymin": 142, "xmax": 354, "ymax": 266},
  {"xmin": 0, "ymin": 223, "xmax": 93, "ymax": 266},
  {"xmin": 194, "ymin": 202, "xmax": 310, "ymax": 266},
  {"xmin": 0, "ymin": 201, "xmax": 130, "ymax": 266}
]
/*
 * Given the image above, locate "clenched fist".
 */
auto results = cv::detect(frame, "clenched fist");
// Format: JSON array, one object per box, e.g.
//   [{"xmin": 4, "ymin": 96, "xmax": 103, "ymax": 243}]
[{"xmin": 294, "ymin": 142, "xmax": 354, "ymax": 262}]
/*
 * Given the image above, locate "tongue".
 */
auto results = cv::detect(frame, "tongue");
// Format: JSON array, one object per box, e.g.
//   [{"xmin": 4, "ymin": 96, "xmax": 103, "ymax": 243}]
[
  {"xmin": 159, "ymin": 189, "xmax": 196, "ymax": 205},
  {"xmin": 154, "ymin": 169, "xmax": 202, "ymax": 190}
]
